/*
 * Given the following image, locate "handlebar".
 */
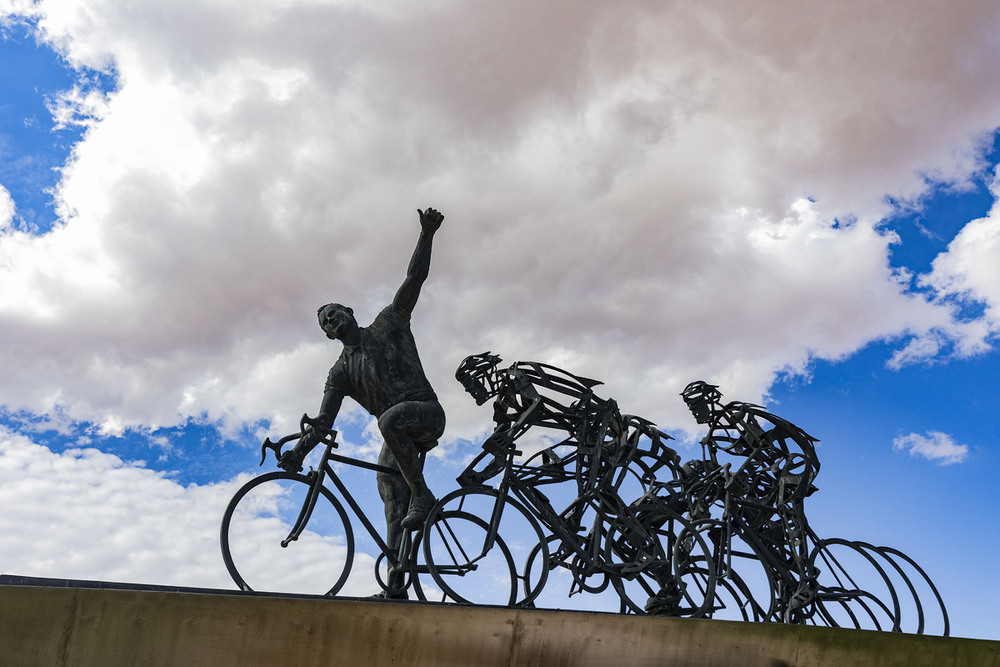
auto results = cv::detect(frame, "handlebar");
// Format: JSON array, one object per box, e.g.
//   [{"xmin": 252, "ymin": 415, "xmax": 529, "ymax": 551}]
[
  {"xmin": 259, "ymin": 413, "xmax": 339, "ymax": 466},
  {"xmin": 260, "ymin": 432, "xmax": 301, "ymax": 466}
]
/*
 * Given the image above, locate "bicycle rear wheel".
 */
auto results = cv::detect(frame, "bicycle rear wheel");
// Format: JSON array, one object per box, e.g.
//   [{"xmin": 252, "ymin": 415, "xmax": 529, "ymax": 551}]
[
  {"xmin": 221, "ymin": 471, "xmax": 354, "ymax": 595},
  {"xmin": 808, "ymin": 538, "xmax": 901, "ymax": 631},
  {"xmin": 422, "ymin": 487, "xmax": 549, "ymax": 606}
]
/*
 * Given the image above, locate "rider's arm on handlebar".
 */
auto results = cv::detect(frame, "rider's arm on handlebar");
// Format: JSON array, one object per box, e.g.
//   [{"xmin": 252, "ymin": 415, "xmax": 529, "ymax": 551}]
[
  {"xmin": 456, "ymin": 374, "xmax": 541, "ymax": 487},
  {"xmin": 274, "ymin": 407, "xmax": 340, "ymax": 472},
  {"xmin": 456, "ymin": 429, "xmax": 523, "ymax": 487},
  {"xmin": 493, "ymin": 376, "xmax": 543, "ymax": 445},
  {"xmin": 276, "ymin": 369, "xmax": 347, "ymax": 472}
]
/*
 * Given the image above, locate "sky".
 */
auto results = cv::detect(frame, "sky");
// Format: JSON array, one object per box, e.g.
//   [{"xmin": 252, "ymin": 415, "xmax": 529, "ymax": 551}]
[{"xmin": 1, "ymin": 0, "xmax": 999, "ymax": 641}]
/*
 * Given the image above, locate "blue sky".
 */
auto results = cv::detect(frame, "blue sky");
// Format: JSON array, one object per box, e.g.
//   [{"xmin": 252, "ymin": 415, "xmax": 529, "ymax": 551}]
[
  {"xmin": 2, "ymin": 1, "xmax": 1000, "ymax": 641},
  {"xmin": 0, "ymin": 21, "xmax": 76, "ymax": 230}
]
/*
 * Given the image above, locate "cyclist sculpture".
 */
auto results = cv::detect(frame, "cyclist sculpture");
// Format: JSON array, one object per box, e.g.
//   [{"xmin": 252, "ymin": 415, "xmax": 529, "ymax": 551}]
[
  {"xmin": 678, "ymin": 380, "xmax": 820, "ymax": 621},
  {"xmin": 277, "ymin": 207, "xmax": 446, "ymax": 597},
  {"xmin": 455, "ymin": 351, "xmax": 681, "ymax": 499},
  {"xmin": 224, "ymin": 349, "xmax": 948, "ymax": 633},
  {"xmin": 454, "ymin": 352, "xmax": 687, "ymax": 604}
]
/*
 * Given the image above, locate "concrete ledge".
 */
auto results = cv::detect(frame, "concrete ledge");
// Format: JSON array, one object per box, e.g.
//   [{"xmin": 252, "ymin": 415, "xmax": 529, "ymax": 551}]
[{"xmin": 0, "ymin": 580, "xmax": 997, "ymax": 666}]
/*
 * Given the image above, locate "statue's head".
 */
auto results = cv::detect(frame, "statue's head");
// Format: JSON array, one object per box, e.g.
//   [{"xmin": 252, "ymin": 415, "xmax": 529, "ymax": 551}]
[
  {"xmin": 456, "ymin": 351, "xmax": 503, "ymax": 405},
  {"xmin": 681, "ymin": 380, "xmax": 723, "ymax": 424},
  {"xmin": 317, "ymin": 303, "xmax": 358, "ymax": 341}
]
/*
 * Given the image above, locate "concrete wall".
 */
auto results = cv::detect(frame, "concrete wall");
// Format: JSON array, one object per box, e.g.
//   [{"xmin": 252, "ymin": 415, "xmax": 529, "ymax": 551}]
[{"xmin": 1, "ymin": 584, "xmax": 997, "ymax": 666}]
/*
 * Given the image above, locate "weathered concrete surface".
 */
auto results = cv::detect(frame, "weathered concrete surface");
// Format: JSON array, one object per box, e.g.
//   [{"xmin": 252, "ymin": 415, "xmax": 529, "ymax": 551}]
[{"xmin": 0, "ymin": 583, "xmax": 997, "ymax": 667}]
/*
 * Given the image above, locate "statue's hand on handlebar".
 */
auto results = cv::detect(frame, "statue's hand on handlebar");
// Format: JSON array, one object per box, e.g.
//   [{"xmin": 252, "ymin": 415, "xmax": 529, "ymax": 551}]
[
  {"xmin": 277, "ymin": 446, "xmax": 306, "ymax": 473},
  {"xmin": 483, "ymin": 430, "xmax": 516, "ymax": 456},
  {"xmin": 261, "ymin": 414, "xmax": 336, "ymax": 472},
  {"xmin": 277, "ymin": 426, "xmax": 323, "ymax": 473}
]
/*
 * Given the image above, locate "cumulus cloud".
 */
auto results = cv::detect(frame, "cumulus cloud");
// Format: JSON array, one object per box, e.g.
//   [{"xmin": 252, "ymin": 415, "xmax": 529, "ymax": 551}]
[
  {"xmin": 892, "ymin": 430, "xmax": 969, "ymax": 465},
  {"xmin": 0, "ymin": 426, "xmax": 238, "ymax": 586},
  {"xmin": 46, "ymin": 84, "xmax": 112, "ymax": 130},
  {"xmin": 0, "ymin": 185, "xmax": 14, "ymax": 229},
  {"xmin": 0, "ymin": 0, "xmax": 999, "ymax": 444},
  {"xmin": 0, "ymin": 426, "xmax": 381, "ymax": 594},
  {"xmin": 921, "ymin": 168, "xmax": 1000, "ymax": 345}
]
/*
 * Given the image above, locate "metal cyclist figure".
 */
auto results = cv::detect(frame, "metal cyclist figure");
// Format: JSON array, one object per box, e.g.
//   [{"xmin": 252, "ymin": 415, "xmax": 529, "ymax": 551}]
[
  {"xmin": 278, "ymin": 208, "xmax": 447, "ymax": 598},
  {"xmin": 680, "ymin": 380, "xmax": 820, "ymax": 620}
]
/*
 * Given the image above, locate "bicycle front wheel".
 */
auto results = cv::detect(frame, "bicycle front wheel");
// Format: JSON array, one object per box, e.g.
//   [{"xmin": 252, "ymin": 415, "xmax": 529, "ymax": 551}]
[
  {"xmin": 221, "ymin": 471, "xmax": 354, "ymax": 595},
  {"xmin": 422, "ymin": 487, "xmax": 549, "ymax": 606}
]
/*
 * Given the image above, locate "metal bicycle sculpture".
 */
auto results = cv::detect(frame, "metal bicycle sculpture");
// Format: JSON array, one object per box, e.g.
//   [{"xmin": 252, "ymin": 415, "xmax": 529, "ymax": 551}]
[
  {"xmin": 220, "ymin": 413, "xmax": 544, "ymax": 603},
  {"xmin": 447, "ymin": 353, "xmax": 949, "ymax": 634},
  {"xmin": 221, "ymin": 351, "xmax": 948, "ymax": 634},
  {"xmin": 666, "ymin": 380, "xmax": 948, "ymax": 633}
]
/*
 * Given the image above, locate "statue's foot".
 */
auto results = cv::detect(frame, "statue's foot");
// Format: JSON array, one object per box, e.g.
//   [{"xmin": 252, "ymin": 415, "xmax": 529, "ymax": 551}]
[
  {"xmin": 645, "ymin": 586, "xmax": 682, "ymax": 615},
  {"xmin": 370, "ymin": 589, "xmax": 408, "ymax": 601},
  {"xmin": 401, "ymin": 491, "xmax": 436, "ymax": 530}
]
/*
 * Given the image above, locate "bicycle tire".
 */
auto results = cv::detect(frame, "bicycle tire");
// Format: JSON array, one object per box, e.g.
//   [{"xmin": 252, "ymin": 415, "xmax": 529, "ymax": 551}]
[
  {"xmin": 422, "ymin": 487, "xmax": 549, "ymax": 606},
  {"xmin": 406, "ymin": 528, "xmax": 433, "ymax": 602},
  {"xmin": 871, "ymin": 543, "xmax": 949, "ymax": 636},
  {"xmin": 709, "ymin": 564, "xmax": 768, "ymax": 621},
  {"xmin": 221, "ymin": 471, "xmax": 354, "ymax": 596},
  {"xmin": 681, "ymin": 518, "xmax": 777, "ymax": 622},
  {"xmin": 808, "ymin": 538, "xmax": 901, "ymax": 631},
  {"xmin": 524, "ymin": 534, "xmax": 560, "ymax": 600},
  {"xmin": 605, "ymin": 504, "xmax": 716, "ymax": 617}
]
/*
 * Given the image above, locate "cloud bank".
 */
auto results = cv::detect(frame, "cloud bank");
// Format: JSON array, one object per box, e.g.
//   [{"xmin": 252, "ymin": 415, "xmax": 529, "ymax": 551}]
[
  {"xmin": 0, "ymin": 426, "xmax": 383, "ymax": 594},
  {"xmin": 0, "ymin": 426, "xmax": 238, "ymax": 587},
  {"xmin": 1, "ymin": 0, "xmax": 999, "ymax": 443}
]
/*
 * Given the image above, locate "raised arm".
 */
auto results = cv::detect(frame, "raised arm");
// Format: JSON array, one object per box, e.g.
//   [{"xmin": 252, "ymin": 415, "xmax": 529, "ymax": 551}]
[{"xmin": 392, "ymin": 208, "xmax": 443, "ymax": 317}]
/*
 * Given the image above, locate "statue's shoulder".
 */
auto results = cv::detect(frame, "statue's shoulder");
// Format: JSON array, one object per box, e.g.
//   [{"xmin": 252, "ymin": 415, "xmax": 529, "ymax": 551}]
[
  {"xmin": 370, "ymin": 304, "xmax": 408, "ymax": 330},
  {"xmin": 729, "ymin": 401, "xmax": 818, "ymax": 445},
  {"xmin": 508, "ymin": 361, "xmax": 603, "ymax": 401}
]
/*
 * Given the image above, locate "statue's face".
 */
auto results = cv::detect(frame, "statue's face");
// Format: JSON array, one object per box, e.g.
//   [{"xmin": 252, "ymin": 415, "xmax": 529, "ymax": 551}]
[
  {"xmin": 684, "ymin": 395, "xmax": 715, "ymax": 424},
  {"xmin": 455, "ymin": 353, "xmax": 501, "ymax": 405},
  {"xmin": 318, "ymin": 304, "xmax": 357, "ymax": 340},
  {"xmin": 458, "ymin": 372, "xmax": 492, "ymax": 406},
  {"xmin": 681, "ymin": 381, "xmax": 722, "ymax": 424}
]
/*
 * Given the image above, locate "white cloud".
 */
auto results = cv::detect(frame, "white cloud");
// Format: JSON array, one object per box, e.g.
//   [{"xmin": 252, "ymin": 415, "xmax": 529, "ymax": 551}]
[
  {"xmin": 892, "ymin": 430, "xmax": 969, "ymax": 465},
  {"xmin": 922, "ymin": 167, "xmax": 1000, "ymax": 345},
  {"xmin": 46, "ymin": 84, "xmax": 112, "ymax": 130},
  {"xmin": 0, "ymin": 426, "xmax": 381, "ymax": 594},
  {"xmin": 0, "ymin": 1, "xmax": 999, "ymax": 441},
  {"xmin": 0, "ymin": 426, "xmax": 237, "ymax": 586},
  {"xmin": 0, "ymin": 185, "xmax": 14, "ymax": 230},
  {"xmin": 0, "ymin": 0, "xmax": 34, "ymax": 21}
]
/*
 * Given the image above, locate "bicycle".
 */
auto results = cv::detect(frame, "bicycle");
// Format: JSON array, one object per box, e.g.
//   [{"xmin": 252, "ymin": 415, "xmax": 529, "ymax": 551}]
[
  {"xmin": 221, "ymin": 414, "xmax": 542, "ymax": 603},
  {"xmin": 640, "ymin": 458, "xmax": 950, "ymax": 633},
  {"xmin": 220, "ymin": 414, "xmax": 419, "ymax": 597},
  {"xmin": 221, "ymin": 414, "xmax": 948, "ymax": 632},
  {"xmin": 421, "ymin": 425, "xmax": 714, "ymax": 614}
]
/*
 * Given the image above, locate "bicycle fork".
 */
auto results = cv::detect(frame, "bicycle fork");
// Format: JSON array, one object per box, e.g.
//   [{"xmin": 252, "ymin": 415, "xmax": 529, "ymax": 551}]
[{"xmin": 281, "ymin": 450, "xmax": 333, "ymax": 548}]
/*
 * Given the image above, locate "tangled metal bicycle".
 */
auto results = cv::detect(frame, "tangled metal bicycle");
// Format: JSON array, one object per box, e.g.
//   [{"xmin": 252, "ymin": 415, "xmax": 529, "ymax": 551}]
[{"xmin": 220, "ymin": 353, "xmax": 949, "ymax": 635}]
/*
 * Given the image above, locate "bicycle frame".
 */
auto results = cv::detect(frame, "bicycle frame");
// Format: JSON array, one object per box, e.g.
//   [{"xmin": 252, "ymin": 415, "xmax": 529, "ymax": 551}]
[
  {"xmin": 284, "ymin": 441, "xmax": 412, "ymax": 569},
  {"xmin": 468, "ymin": 442, "xmax": 671, "ymax": 599},
  {"xmin": 248, "ymin": 426, "xmax": 428, "ymax": 595}
]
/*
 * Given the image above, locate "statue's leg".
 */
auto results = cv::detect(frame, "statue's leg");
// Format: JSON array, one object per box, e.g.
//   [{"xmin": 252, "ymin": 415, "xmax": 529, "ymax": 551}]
[
  {"xmin": 378, "ymin": 401, "xmax": 446, "ymax": 530},
  {"xmin": 377, "ymin": 448, "xmax": 409, "ymax": 597}
]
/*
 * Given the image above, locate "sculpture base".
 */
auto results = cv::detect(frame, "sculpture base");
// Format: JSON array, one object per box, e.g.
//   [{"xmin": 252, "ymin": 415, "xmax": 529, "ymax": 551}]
[{"xmin": 0, "ymin": 575, "xmax": 995, "ymax": 666}]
